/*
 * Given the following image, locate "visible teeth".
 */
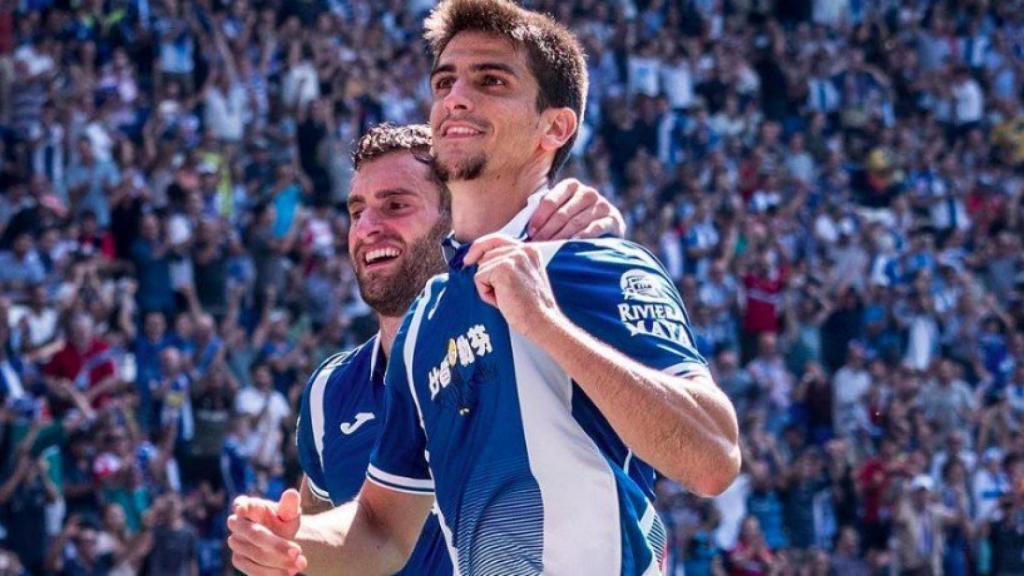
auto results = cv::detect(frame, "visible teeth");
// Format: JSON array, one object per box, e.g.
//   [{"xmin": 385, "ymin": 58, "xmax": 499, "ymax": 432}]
[
  {"xmin": 447, "ymin": 126, "xmax": 480, "ymax": 136},
  {"xmin": 365, "ymin": 248, "xmax": 400, "ymax": 263}
]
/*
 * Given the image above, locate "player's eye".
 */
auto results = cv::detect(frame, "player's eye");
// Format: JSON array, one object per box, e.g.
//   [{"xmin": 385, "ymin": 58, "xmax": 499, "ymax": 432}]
[
  {"xmin": 434, "ymin": 76, "xmax": 454, "ymax": 91},
  {"xmin": 388, "ymin": 201, "xmax": 409, "ymax": 212},
  {"xmin": 481, "ymin": 75, "xmax": 506, "ymax": 87},
  {"xmin": 349, "ymin": 208, "xmax": 363, "ymax": 220}
]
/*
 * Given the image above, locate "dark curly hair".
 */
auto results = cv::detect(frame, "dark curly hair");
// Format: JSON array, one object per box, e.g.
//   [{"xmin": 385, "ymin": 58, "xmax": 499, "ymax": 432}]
[
  {"xmin": 352, "ymin": 123, "xmax": 433, "ymax": 171},
  {"xmin": 424, "ymin": 0, "xmax": 588, "ymax": 180}
]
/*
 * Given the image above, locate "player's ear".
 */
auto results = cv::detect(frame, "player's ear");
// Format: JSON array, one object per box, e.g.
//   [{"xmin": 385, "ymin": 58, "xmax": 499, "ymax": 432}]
[{"xmin": 538, "ymin": 107, "xmax": 577, "ymax": 153}]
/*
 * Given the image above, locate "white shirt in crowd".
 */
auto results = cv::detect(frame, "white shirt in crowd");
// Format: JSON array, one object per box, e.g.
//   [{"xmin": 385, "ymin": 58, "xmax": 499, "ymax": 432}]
[
  {"xmin": 714, "ymin": 473, "xmax": 751, "ymax": 551},
  {"xmin": 904, "ymin": 314, "xmax": 939, "ymax": 371},
  {"xmin": 235, "ymin": 386, "xmax": 292, "ymax": 468},
  {"xmin": 660, "ymin": 60, "xmax": 694, "ymax": 109},
  {"xmin": 973, "ymin": 465, "xmax": 1010, "ymax": 521},
  {"xmin": 813, "ymin": 0, "xmax": 850, "ymax": 26},
  {"xmin": 628, "ymin": 55, "xmax": 661, "ymax": 97},
  {"xmin": 953, "ymin": 77, "xmax": 984, "ymax": 124},
  {"xmin": 9, "ymin": 304, "xmax": 58, "ymax": 348},
  {"xmin": 204, "ymin": 82, "xmax": 247, "ymax": 142},
  {"xmin": 282, "ymin": 62, "xmax": 320, "ymax": 110},
  {"xmin": 832, "ymin": 365, "xmax": 871, "ymax": 436}
]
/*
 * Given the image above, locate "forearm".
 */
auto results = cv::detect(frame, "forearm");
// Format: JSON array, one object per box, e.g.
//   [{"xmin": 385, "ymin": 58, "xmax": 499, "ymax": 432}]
[
  {"xmin": 86, "ymin": 376, "xmax": 122, "ymax": 399},
  {"xmin": 0, "ymin": 470, "xmax": 23, "ymax": 503},
  {"xmin": 295, "ymin": 500, "xmax": 411, "ymax": 576},
  {"xmin": 532, "ymin": 313, "xmax": 740, "ymax": 496},
  {"xmin": 41, "ymin": 474, "xmax": 59, "ymax": 501}
]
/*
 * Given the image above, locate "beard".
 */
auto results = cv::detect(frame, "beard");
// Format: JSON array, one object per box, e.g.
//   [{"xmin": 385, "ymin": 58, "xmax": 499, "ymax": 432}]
[
  {"xmin": 436, "ymin": 151, "xmax": 488, "ymax": 183},
  {"xmin": 355, "ymin": 218, "xmax": 450, "ymax": 318}
]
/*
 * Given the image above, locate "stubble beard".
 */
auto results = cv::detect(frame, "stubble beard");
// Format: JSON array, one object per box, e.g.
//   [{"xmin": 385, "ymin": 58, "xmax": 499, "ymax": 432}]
[
  {"xmin": 355, "ymin": 218, "xmax": 450, "ymax": 318},
  {"xmin": 436, "ymin": 151, "xmax": 488, "ymax": 183}
]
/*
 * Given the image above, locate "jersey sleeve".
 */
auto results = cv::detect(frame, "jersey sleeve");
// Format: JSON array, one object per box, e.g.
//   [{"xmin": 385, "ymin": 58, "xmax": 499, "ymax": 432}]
[
  {"xmin": 297, "ymin": 366, "xmax": 331, "ymax": 502},
  {"xmin": 544, "ymin": 239, "xmax": 708, "ymax": 376},
  {"xmin": 367, "ymin": 318, "xmax": 434, "ymax": 495}
]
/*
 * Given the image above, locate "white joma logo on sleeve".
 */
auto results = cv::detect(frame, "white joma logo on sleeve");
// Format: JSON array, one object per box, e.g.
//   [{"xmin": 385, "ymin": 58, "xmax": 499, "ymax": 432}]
[{"xmin": 339, "ymin": 412, "xmax": 376, "ymax": 435}]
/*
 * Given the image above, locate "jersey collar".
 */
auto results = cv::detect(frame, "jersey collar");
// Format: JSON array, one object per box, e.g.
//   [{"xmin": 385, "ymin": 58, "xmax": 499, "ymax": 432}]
[
  {"xmin": 369, "ymin": 333, "xmax": 387, "ymax": 387},
  {"xmin": 442, "ymin": 187, "xmax": 548, "ymax": 269}
]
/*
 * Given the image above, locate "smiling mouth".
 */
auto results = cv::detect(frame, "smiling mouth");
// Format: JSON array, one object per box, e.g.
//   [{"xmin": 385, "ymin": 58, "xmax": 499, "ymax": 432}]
[
  {"xmin": 363, "ymin": 247, "xmax": 402, "ymax": 269},
  {"xmin": 442, "ymin": 125, "xmax": 484, "ymax": 138}
]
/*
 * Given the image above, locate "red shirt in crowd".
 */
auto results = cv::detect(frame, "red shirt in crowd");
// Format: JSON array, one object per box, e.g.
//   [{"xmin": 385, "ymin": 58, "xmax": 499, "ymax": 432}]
[
  {"xmin": 78, "ymin": 232, "xmax": 117, "ymax": 260},
  {"xmin": 0, "ymin": 7, "xmax": 12, "ymax": 56},
  {"xmin": 44, "ymin": 338, "xmax": 117, "ymax": 408},
  {"xmin": 728, "ymin": 542, "xmax": 775, "ymax": 576},
  {"xmin": 743, "ymin": 273, "xmax": 785, "ymax": 334},
  {"xmin": 857, "ymin": 457, "xmax": 892, "ymax": 524}
]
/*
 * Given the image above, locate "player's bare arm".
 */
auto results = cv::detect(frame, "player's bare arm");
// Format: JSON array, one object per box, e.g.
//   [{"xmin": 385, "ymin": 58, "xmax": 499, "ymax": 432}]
[{"xmin": 229, "ymin": 483, "xmax": 432, "ymax": 576}]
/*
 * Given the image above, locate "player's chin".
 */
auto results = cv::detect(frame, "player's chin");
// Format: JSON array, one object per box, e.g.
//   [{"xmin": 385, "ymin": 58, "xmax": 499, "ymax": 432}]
[{"xmin": 359, "ymin": 274, "xmax": 402, "ymax": 298}]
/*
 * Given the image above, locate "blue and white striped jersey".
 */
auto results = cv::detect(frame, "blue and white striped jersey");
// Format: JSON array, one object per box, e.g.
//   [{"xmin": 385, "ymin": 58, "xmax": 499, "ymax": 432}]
[
  {"xmin": 368, "ymin": 193, "xmax": 707, "ymax": 576},
  {"xmin": 296, "ymin": 336, "xmax": 452, "ymax": 575}
]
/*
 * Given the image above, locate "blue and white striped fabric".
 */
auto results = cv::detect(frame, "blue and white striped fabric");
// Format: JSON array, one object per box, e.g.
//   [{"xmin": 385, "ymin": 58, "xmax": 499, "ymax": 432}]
[
  {"xmin": 296, "ymin": 336, "xmax": 451, "ymax": 575},
  {"xmin": 369, "ymin": 192, "xmax": 709, "ymax": 576}
]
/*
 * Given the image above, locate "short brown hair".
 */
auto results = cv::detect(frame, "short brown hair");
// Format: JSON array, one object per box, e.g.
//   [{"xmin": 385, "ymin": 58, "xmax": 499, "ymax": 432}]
[
  {"xmin": 352, "ymin": 123, "xmax": 433, "ymax": 171},
  {"xmin": 351, "ymin": 123, "xmax": 450, "ymax": 215},
  {"xmin": 424, "ymin": 0, "xmax": 588, "ymax": 180}
]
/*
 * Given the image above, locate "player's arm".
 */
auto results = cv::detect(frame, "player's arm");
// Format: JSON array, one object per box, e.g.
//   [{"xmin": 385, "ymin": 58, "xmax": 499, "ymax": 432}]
[
  {"xmin": 297, "ymin": 482, "xmax": 432, "ymax": 575},
  {"xmin": 228, "ymin": 482, "xmax": 432, "ymax": 576},
  {"xmin": 466, "ymin": 236, "xmax": 740, "ymax": 497},
  {"xmin": 529, "ymin": 307, "xmax": 739, "ymax": 496},
  {"xmin": 232, "ymin": 308, "xmax": 439, "ymax": 575}
]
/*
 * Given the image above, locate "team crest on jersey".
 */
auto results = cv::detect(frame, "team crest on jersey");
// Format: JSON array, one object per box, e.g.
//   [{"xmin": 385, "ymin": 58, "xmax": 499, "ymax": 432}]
[
  {"xmin": 621, "ymin": 269, "xmax": 674, "ymax": 303},
  {"xmin": 618, "ymin": 269, "xmax": 692, "ymax": 346}
]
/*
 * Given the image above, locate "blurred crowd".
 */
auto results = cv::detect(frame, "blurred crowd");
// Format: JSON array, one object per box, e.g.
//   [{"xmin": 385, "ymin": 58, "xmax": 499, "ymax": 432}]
[{"xmin": 0, "ymin": 0, "xmax": 1023, "ymax": 574}]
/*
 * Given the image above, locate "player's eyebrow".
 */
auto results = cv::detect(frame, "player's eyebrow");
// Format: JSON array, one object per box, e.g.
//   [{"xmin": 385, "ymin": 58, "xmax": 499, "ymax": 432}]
[
  {"xmin": 430, "ymin": 62, "xmax": 519, "ymax": 81},
  {"xmin": 374, "ymin": 188, "xmax": 418, "ymax": 200},
  {"xmin": 472, "ymin": 62, "xmax": 518, "ymax": 77},
  {"xmin": 348, "ymin": 188, "xmax": 416, "ymax": 210}
]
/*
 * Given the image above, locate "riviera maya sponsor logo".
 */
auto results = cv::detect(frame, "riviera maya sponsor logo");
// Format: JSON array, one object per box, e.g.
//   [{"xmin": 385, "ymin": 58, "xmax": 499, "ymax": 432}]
[{"xmin": 617, "ymin": 269, "xmax": 693, "ymax": 346}]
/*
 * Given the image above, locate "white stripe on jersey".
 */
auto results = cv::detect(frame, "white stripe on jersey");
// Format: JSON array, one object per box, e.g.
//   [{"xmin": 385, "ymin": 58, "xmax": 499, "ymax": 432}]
[
  {"xmin": 404, "ymin": 279, "xmax": 463, "ymax": 576},
  {"xmin": 639, "ymin": 504, "xmax": 665, "ymax": 576},
  {"xmin": 366, "ymin": 464, "xmax": 435, "ymax": 492},
  {"xmin": 310, "ymin": 353, "xmax": 349, "ymax": 472},
  {"xmin": 307, "ymin": 478, "xmax": 332, "ymax": 502},
  {"xmin": 662, "ymin": 361, "xmax": 712, "ymax": 378},
  {"xmin": 509, "ymin": 329, "xmax": 622, "ymax": 574},
  {"xmin": 511, "ymin": 241, "xmax": 622, "ymax": 575}
]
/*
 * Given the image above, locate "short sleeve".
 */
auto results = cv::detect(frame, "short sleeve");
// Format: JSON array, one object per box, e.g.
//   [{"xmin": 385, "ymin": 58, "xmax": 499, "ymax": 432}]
[
  {"xmin": 296, "ymin": 379, "xmax": 330, "ymax": 502},
  {"xmin": 545, "ymin": 239, "xmax": 708, "ymax": 377},
  {"xmin": 367, "ymin": 327, "xmax": 434, "ymax": 495}
]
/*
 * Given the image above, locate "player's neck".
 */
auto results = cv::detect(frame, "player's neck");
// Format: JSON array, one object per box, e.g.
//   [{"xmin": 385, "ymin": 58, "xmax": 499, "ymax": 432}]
[
  {"xmin": 377, "ymin": 315, "xmax": 404, "ymax": 360},
  {"xmin": 449, "ymin": 164, "xmax": 549, "ymax": 243}
]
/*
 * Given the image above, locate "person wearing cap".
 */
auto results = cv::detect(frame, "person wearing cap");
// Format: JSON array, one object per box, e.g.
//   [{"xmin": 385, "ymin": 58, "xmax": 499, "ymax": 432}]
[{"xmin": 893, "ymin": 474, "xmax": 963, "ymax": 575}]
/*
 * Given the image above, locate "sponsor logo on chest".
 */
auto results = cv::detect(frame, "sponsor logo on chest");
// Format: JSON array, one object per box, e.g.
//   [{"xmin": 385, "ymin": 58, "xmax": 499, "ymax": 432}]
[{"xmin": 428, "ymin": 324, "xmax": 493, "ymax": 402}]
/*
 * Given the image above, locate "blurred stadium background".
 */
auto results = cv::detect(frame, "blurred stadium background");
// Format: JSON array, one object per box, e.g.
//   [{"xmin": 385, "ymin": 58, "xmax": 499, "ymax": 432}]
[{"xmin": 1, "ymin": 0, "xmax": 1024, "ymax": 574}]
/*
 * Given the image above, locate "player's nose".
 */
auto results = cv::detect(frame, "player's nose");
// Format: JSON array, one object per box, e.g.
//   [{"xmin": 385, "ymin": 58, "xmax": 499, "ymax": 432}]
[
  {"xmin": 352, "ymin": 206, "xmax": 386, "ymax": 241},
  {"xmin": 444, "ymin": 78, "xmax": 474, "ymax": 115}
]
